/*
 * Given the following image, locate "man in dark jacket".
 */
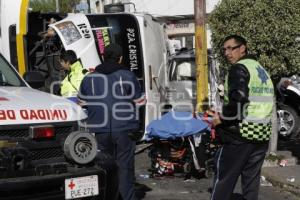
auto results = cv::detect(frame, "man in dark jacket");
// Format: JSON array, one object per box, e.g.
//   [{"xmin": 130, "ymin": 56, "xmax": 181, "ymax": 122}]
[
  {"xmin": 210, "ymin": 35, "xmax": 274, "ymax": 200},
  {"xmin": 79, "ymin": 43, "xmax": 145, "ymax": 200}
]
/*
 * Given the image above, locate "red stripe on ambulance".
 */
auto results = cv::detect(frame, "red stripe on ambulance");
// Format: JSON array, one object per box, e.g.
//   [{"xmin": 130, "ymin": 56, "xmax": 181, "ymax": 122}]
[
  {"xmin": 0, "ymin": 110, "xmax": 16, "ymax": 120},
  {"xmin": 0, "ymin": 97, "xmax": 9, "ymax": 101},
  {"xmin": 0, "ymin": 109, "xmax": 68, "ymax": 120}
]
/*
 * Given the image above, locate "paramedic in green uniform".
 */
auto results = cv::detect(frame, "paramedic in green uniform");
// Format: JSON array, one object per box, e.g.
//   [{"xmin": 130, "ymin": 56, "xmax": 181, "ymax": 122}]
[{"xmin": 59, "ymin": 50, "xmax": 87, "ymax": 102}]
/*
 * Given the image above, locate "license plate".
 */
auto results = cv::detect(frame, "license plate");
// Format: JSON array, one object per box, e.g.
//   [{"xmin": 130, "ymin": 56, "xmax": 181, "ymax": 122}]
[{"xmin": 65, "ymin": 175, "xmax": 99, "ymax": 199}]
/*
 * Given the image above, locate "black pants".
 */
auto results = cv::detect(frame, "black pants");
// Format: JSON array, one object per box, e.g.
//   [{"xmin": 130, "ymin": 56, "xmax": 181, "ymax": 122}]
[
  {"xmin": 96, "ymin": 132, "xmax": 136, "ymax": 200},
  {"xmin": 210, "ymin": 139, "xmax": 268, "ymax": 200}
]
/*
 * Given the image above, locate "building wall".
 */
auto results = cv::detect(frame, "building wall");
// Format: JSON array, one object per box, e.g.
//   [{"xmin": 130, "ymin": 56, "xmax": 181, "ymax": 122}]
[{"xmin": 129, "ymin": 0, "xmax": 221, "ymax": 15}]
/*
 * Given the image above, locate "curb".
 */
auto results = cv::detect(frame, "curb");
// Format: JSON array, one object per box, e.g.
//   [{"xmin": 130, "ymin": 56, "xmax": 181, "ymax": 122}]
[
  {"xmin": 263, "ymin": 151, "xmax": 297, "ymax": 168},
  {"xmin": 262, "ymin": 151, "xmax": 300, "ymax": 197},
  {"xmin": 262, "ymin": 156, "xmax": 297, "ymax": 168},
  {"xmin": 262, "ymin": 170, "xmax": 300, "ymax": 197}
]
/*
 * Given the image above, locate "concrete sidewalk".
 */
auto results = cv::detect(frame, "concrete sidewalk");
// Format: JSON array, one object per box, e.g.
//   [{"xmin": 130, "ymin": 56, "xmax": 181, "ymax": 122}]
[{"xmin": 262, "ymin": 151, "xmax": 300, "ymax": 196}]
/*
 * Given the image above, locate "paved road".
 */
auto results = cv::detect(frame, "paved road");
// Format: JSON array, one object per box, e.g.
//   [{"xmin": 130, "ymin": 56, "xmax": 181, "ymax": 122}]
[{"xmin": 134, "ymin": 145, "xmax": 299, "ymax": 200}]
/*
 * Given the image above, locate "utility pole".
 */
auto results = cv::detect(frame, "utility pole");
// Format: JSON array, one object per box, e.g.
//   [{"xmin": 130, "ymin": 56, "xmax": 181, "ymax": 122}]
[
  {"xmin": 55, "ymin": 0, "xmax": 59, "ymax": 12},
  {"xmin": 269, "ymin": 100, "xmax": 278, "ymax": 153},
  {"xmin": 194, "ymin": 0, "xmax": 208, "ymax": 112}
]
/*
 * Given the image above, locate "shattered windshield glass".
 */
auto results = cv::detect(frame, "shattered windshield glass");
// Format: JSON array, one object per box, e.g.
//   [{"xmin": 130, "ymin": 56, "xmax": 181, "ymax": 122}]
[{"xmin": 55, "ymin": 21, "xmax": 82, "ymax": 45}]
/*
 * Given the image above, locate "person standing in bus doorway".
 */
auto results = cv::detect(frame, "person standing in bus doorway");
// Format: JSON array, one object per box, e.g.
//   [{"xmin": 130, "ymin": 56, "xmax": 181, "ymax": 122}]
[
  {"xmin": 42, "ymin": 17, "xmax": 57, "ymax": 39},
  {"xmin": 59, "ymin": 50, "xmax": 87, "ymax": 103},
  {"xmin": 210, "ymin": 35, "xmax": 274, "ymax": 200},
  {"xmin": 79, "ymin": 43, "xmax": 146, "ymax": 200}
]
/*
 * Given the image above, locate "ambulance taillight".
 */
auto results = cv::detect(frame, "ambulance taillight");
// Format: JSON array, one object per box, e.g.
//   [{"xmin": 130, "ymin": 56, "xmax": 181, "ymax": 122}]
[{"xmin": 30, "ymin": 126, "xmax": 55, "ymax": 139}]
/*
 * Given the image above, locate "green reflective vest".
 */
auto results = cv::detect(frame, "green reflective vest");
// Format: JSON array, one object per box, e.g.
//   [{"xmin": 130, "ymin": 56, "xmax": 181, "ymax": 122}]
[
  {"xmin": 224, "ymin": 59, "xmax": 274, "ymax": 141},
  {"xmin": 61, "ymin": 61, "xmax": 86, "ymax": 97}
]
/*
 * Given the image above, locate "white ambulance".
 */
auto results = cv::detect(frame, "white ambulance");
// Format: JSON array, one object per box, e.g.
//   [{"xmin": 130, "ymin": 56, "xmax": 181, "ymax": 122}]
[
  {"xmin": 0, "ymin": 2, "xmax": 115, "ymax": 198},
  {"xmin": 0, "ymin": 52, "xmax": 111, "ymax": 199}
]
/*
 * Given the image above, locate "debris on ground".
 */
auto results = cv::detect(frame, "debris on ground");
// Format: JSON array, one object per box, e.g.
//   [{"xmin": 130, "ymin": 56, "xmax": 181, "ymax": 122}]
[
  {"xmin": 139, "ymin": 174, "xmax": 150, "ymax": 179},
  {"xmin": 279, "ymin": 159, "xmax": 288, "ymax": 167},
  {"xmin": 286, "ymin": 177, "xmax": 295, "ymax": 183},
  {"xmin": 183, "ymin": 179, "xmax": 196, "ymax": 183},
  {"xmin": 260, "ymin": 176, "xmax": 273, "ymax": 187}
]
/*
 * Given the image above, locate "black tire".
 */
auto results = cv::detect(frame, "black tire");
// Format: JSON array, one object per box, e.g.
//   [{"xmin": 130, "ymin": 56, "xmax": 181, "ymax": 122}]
[{"xmin": 277, "ymin": 104, "xmax": 300, "ymax": 139}]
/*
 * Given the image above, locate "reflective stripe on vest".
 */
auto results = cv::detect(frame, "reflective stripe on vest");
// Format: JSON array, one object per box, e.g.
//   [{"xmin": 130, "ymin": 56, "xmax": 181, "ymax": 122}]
[{"xmin": 224, "ymin": 59, "xmax": 274, "ymax": 141}]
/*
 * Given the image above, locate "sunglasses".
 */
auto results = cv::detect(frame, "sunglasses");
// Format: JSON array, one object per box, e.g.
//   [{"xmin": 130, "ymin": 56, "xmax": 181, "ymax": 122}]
[{"xmin": 222, "ymin": 44, "xmax": 242, "ymax": 53}]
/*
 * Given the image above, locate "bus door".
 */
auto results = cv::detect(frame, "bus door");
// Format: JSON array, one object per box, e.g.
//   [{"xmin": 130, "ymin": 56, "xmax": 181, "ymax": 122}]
[{"xmin": 49, "ymin": 13, "xmax": 101, "ymax": 69}]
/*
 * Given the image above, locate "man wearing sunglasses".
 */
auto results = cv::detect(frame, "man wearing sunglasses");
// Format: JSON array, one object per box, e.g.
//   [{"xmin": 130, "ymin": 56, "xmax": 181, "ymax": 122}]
[{"xmin": 210, "ymin": 35, "xmax": 274, "ymax": 200}]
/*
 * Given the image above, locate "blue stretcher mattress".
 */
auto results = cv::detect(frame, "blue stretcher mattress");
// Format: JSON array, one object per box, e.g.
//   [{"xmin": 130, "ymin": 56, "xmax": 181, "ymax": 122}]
[{"xmin": 145, "ymin": 111, "xmax": 210, "ymax": 140}]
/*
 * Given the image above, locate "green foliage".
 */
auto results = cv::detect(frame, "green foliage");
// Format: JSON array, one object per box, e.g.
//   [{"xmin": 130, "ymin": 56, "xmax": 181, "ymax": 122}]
[
  {"xmin": 30, "ymin": 0, "xmax": 56, "ymax": 12},
  {"xmin": 265, "ymin": 153, "xmax": 284, "ymax": 162},
  {"xmin": 30, "ymin": 0, "xmax": 80, "ymax": 13},
  {"xmin": 208, "ymin": 0, "xmax": 300, "ymax": 81}
]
